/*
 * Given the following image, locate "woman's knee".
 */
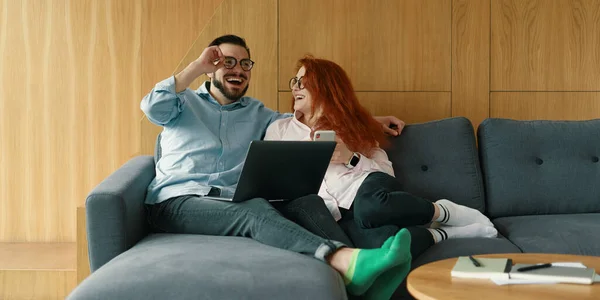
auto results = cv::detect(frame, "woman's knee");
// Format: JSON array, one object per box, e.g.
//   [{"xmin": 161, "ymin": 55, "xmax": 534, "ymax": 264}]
[
  {"xmin": 362, "ymin": 172, "xmax": 404, "ymax": 191},
  {"xmin": 354, "ymin": 197, "xmax": 386, "ymax": 229}
]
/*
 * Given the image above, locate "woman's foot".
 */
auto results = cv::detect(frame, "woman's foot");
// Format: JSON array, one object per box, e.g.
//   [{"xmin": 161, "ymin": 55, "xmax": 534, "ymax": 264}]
[
  {"xmin": 434, "ymin": 199, "xmax": 494, "ymax": 227},
  {"xmin": 428, "ymin": 223, "xmax": 497, "ymax": 243}
]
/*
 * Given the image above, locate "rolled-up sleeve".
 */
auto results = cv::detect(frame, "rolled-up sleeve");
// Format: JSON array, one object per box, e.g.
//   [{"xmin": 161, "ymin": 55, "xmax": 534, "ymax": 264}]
[
  {"xmin": 140, "ymin": 76, "xmax": 187, "ymax": 125},
  {"xmin": 354, "ymin": 148, "xmax": 395, "ymax": 177}
]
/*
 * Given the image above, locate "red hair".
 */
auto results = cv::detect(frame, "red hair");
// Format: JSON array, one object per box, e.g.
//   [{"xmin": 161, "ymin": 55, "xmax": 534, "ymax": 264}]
[{"xmin": 292, "ymin": 56, "xmax": 388, "ymax": 155}]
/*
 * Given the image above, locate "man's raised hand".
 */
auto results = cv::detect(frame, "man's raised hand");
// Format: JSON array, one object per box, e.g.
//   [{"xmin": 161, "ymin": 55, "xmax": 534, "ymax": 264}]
[
  {"xmin": 191, "ymin": 46, "xmax": 224, "ymax": 77},
  {"xmin": 175, "ymin": 46, "xmax": 224, "ymax": 92}
]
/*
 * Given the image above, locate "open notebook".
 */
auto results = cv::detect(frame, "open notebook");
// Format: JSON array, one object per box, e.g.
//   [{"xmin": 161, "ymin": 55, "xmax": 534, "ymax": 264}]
[
  {"xmin": 509, "ymin": 263, "xmax": 596, "ymax": 285},
  {"xmin": 451, "ymin": 257, "xmax": 512, "ymax": 280}
]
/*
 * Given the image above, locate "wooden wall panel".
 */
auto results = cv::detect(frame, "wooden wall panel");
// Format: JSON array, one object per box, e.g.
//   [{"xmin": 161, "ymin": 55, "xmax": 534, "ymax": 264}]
[
  {"xmin": 491, "ymin": 92, "xmax": 600, "ymax": 120},
  {"xmin": 0, "ymin": 0, "xmax": 9, "ymax": 244},
  {"xmin": 140, "ymin": 0, "xmax": 223, "ymax": 155},
  {"xmin": 452, "ymin": 0, "xmax": 490, "ymax": 127},
  {"xmin": 279, "ymin": 0, "xmax": 451, "ymax": 92},
  {"xmin": 491, "ymin": 0, "xmax": 600, "ymax": 91},
  {"xmin": 76, "ymin": 206, "xmax": 90, "ymax": 284},
  {"xmin": 0, "ymin": 242, "xmax": 76, "ymax": 298},
  {"xmin": 0, "ymin": 0, "xmax": 141, "ymax": 242},
  {"xmin": 0, "ymin": 270, "xmax": 77, "ymax": 299},
  {"xmin": 1, "ymin": 0, "xmax": 598, "ymax": 246},
  {"xmin": 172, "ymin": 0, "xmax": 279, "ymax": 109},
  {"xmin": 0, "ymin": 242, "xmax": 76, "ymax": 270},
  {"xmin": 278, "ymin": 92, "xmax": 451, "ymax": 124}
]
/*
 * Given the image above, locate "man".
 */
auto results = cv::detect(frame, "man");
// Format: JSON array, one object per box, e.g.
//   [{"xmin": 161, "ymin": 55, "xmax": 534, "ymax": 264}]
[{"xmin": 141, "ymin": 34, "xmax": 409, "ymax": 299}]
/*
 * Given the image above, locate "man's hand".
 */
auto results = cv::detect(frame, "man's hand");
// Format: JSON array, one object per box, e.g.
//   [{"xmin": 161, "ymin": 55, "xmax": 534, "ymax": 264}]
[
  {"xmin": 191, "ymin": 45, "xmax": 225, "ymax": 76},
  {"xmin": 331, "ymin": 138, "xmax": 354, "ymax": 165},
  {"xmin": 373, "ymin": 116, "xmax": 405, "ymax": 136},
  {"xmin": 175, "ymin": 46, "xmax": 224, "ymax": 92}
]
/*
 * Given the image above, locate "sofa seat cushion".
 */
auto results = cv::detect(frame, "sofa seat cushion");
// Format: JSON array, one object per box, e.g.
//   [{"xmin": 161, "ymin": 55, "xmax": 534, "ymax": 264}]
[
  {"xmin": 412, "ymin": 236, "xmax": 522, "ymax": 269},
  {"xmin": 69, "ymin": 234, "xmax": 347, "ymax": 300},
  {"xmin": 494, "ymin": 213, "xmax": 600, "ymax": 256}
]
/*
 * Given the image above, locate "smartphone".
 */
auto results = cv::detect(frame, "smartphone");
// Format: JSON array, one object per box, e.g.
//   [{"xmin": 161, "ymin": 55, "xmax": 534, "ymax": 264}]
[{"xmin": 313, "ymin": 130, "xmax": 336, "ymax": 142}]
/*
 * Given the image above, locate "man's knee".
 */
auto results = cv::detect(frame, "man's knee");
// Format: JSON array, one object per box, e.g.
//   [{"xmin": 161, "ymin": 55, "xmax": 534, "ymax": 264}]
[
  {"xmin": 292, "ymin": 194, "xmax": 323, "ymax": 205},
  {"xmin": 286, "ymin": 194, "xmax": 327, "ymax": 211},
  {"xmin": 240, "ymin": 197, "xmax": 281, "ymax": 215}
]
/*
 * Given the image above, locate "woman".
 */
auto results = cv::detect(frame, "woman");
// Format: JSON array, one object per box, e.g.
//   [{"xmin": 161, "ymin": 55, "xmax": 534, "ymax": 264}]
[{"xmin": 265, "ymin": 56, "xmax": 497, "ymax": 256}]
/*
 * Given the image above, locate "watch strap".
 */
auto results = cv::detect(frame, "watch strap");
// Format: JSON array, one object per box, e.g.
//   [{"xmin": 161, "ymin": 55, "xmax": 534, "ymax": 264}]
[{"xmin": 345, "ymin": 152, "xmax": 360, "ymax": 169}]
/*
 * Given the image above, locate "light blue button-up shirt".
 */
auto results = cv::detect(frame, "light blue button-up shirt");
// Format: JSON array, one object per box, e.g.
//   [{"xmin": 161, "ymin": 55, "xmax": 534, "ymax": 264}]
[{"xmin": 141, "ymin": 76, "xmax": 288, "ymax": 204}]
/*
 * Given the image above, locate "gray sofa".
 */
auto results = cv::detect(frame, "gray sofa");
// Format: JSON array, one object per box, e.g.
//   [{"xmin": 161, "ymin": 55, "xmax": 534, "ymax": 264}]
[{"xmin": 68, "ymin": 117, "xmax": 600, "ymax": 300}]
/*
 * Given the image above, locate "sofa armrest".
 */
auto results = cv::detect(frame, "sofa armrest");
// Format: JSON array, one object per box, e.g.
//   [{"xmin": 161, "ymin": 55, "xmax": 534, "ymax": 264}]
[{"xmin": 86, "ymin": 156, "xmax": 155, "ymax": 272}]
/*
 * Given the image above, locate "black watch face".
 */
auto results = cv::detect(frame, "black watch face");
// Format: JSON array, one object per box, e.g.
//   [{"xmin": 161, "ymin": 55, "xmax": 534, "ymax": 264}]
[{"xmin": 350, "ymin": 155, "xmax": 360, "ymax": 166}]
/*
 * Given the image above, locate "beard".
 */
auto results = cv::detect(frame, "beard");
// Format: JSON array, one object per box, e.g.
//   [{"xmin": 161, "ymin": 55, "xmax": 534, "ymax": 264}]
[{"xmin": 212, "ymin": 77, "xmax": 249, "ymax": 102}]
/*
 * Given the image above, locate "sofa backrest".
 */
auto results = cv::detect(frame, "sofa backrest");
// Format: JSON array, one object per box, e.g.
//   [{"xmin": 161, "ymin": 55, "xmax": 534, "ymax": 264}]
[
  {"xmin": 478, "ymin": 118, "xmax": 600, "ymax": 218},
  {"xmin": 386, "ymin": 117, "xmax": 486, "ymax": 212},
  {"xmin": 154, "ymin": 118, "xmax": 487, "ymax": 211}
]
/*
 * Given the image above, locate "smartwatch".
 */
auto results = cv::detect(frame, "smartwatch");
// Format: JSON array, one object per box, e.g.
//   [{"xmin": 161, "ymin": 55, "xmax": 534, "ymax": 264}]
[{"xmin": 345, "ymin": 153, "xmax": 361, "ymax": 169}]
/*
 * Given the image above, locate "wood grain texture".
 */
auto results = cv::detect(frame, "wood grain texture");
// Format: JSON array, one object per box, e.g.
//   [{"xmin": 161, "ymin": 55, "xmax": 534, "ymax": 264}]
[
  {"xmin": 407, "ymin": 253, "xmax": 600, "ymax": 300},
  {"xmin": 0, "ymin": 0, "xmax": 8, "ymax": 245},
  {"xmin": 491, "ymin": 0, "xmax": 600, "ymax": 91},
  {"xmin": 0, "ymin": 270, "xmax": 76, "ymax": 300},
  {"xmin": 279, "ymin": 0, "xmax": 451, "ymax": 92},
  {"xmin": 0, "ymin": 0, "xmax": 141, "ymax": 242},
  {"xmin": 491, "ymin": 92, "xmax": 600, "ymax": 120},
  {"xmin": 452, "ymin": 0, "xmax": 490, "ymax": 128},
  {"xmin": 171, "ymin": 0, "xmax": 279, "ymax": 108},
  {"xmin": 140, "ymin": 0, "xmax": 223, "ymax": 155},
  {"xmin": 278, "ymin": 92, "xmax": 451, "ymax": 124},
  {"xmin": 76, "ymin": 206, "xmax": 90, "ymax": 284},
  {"xmin": 0, "ymin": 242, "xmax": 76, "ymax": 299},
  {"xmin": 0, "ymin": 243, "xmax": 75, "ymax": 270}
]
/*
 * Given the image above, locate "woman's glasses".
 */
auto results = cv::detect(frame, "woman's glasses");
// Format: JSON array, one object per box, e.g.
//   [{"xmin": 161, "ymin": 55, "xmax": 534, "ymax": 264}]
[{"xmin": 289, "ymin": 76, "xmax": 304, "ymax": 90}]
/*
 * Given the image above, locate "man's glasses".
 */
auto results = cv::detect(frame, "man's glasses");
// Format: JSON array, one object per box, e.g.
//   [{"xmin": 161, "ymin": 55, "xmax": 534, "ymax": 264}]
[
  {"xmin": 221, "ymin": 56, "xmax": 255, "ymax": 71},
  {"xmin": 289, "ymin": 76, "xmax": 304, "ymax": 90}
]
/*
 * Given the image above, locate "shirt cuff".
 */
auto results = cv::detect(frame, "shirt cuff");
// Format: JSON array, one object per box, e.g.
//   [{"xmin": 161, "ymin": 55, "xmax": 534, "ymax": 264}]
[
  {"xmin": 155, "ymin": 76, "xmax": 187, "ymax": 96},
  {"xmin": 353, "ymin": 152, "xmax": 372, "ymax": 172}
]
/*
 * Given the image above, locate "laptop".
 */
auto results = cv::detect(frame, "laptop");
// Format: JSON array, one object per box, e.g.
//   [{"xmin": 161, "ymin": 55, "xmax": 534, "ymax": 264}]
[{"xmin": 203, "ymin": 140, "xmax": 336, "ymax": 202}]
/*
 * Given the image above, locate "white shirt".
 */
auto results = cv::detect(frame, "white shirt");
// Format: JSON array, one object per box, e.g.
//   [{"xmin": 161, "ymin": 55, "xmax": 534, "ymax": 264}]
[{"xmin": 264, "ymin": 112, "xmax": 395, "ymax": 220}]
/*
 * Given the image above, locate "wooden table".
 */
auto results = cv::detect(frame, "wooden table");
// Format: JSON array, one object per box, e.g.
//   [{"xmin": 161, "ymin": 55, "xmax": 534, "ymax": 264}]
[{"xmin": 407, "ymin": 253, "xmax": 600, "ymax": 300}]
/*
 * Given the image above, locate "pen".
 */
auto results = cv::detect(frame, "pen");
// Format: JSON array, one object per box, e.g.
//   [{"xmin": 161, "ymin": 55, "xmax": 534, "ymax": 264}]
[
  {"xmin": 468, "ymin": 255, "xmax": 481, "ymax": 267},
  {"xmin": 517, "ymin": 263, "xmax": 552, "ymax": 272}
]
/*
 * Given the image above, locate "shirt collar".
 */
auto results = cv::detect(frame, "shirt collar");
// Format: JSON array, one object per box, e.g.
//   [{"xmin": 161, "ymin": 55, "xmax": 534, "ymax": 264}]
[
  {"xmin": 196, "ymin": 81, "xmax": 250, "ymax": 107},
  {"xmin": 292, "ymin": 111, "xmax": 312, "ymax": 131}
]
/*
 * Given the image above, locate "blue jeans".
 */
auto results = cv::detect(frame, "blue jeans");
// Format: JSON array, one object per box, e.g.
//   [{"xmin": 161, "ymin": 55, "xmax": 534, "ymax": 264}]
[{"xmin": 148, "ymin": 194, "xmax": 343, "ymax": 262}]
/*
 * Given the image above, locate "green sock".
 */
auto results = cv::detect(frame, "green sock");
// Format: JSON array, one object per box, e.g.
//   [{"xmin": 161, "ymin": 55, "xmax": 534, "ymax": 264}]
[
  {"xmin": 363, "ymin": 229, "xmax": 412, "ymax": 300},
  {"xmin": 344, "ymin": 228, "xmax": 412, "ymax": 296}
]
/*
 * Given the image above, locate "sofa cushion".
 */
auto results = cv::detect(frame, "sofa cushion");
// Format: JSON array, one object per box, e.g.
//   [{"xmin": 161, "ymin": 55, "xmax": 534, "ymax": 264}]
[
  {"xmin": 493, "ymin": 213, "xmax": 600, "ymax": 256},
  {"xmin": 411, "ymin": 236, "xmax": 522, "ymax": 269},
  {"xmin": 69, "ymin": 234, "xmax": 347, "ymax": 300},
  {"xmin": 386, "ymin": 117, "xmax": 486, "ymax": 211},
  {"xmin": 478, "ymin": 118, "xmax": 600, "ymax": 218}
]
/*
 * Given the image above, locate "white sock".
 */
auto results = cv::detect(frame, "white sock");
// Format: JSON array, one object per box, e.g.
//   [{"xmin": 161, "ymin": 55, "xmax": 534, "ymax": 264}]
[
  {"xmin": 428, "ymin": 224, "xmax": 498, "ymax": 243},
  {"xmin": 434, "ymin": 199, "xmax": 494, "ymax": 227}
]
